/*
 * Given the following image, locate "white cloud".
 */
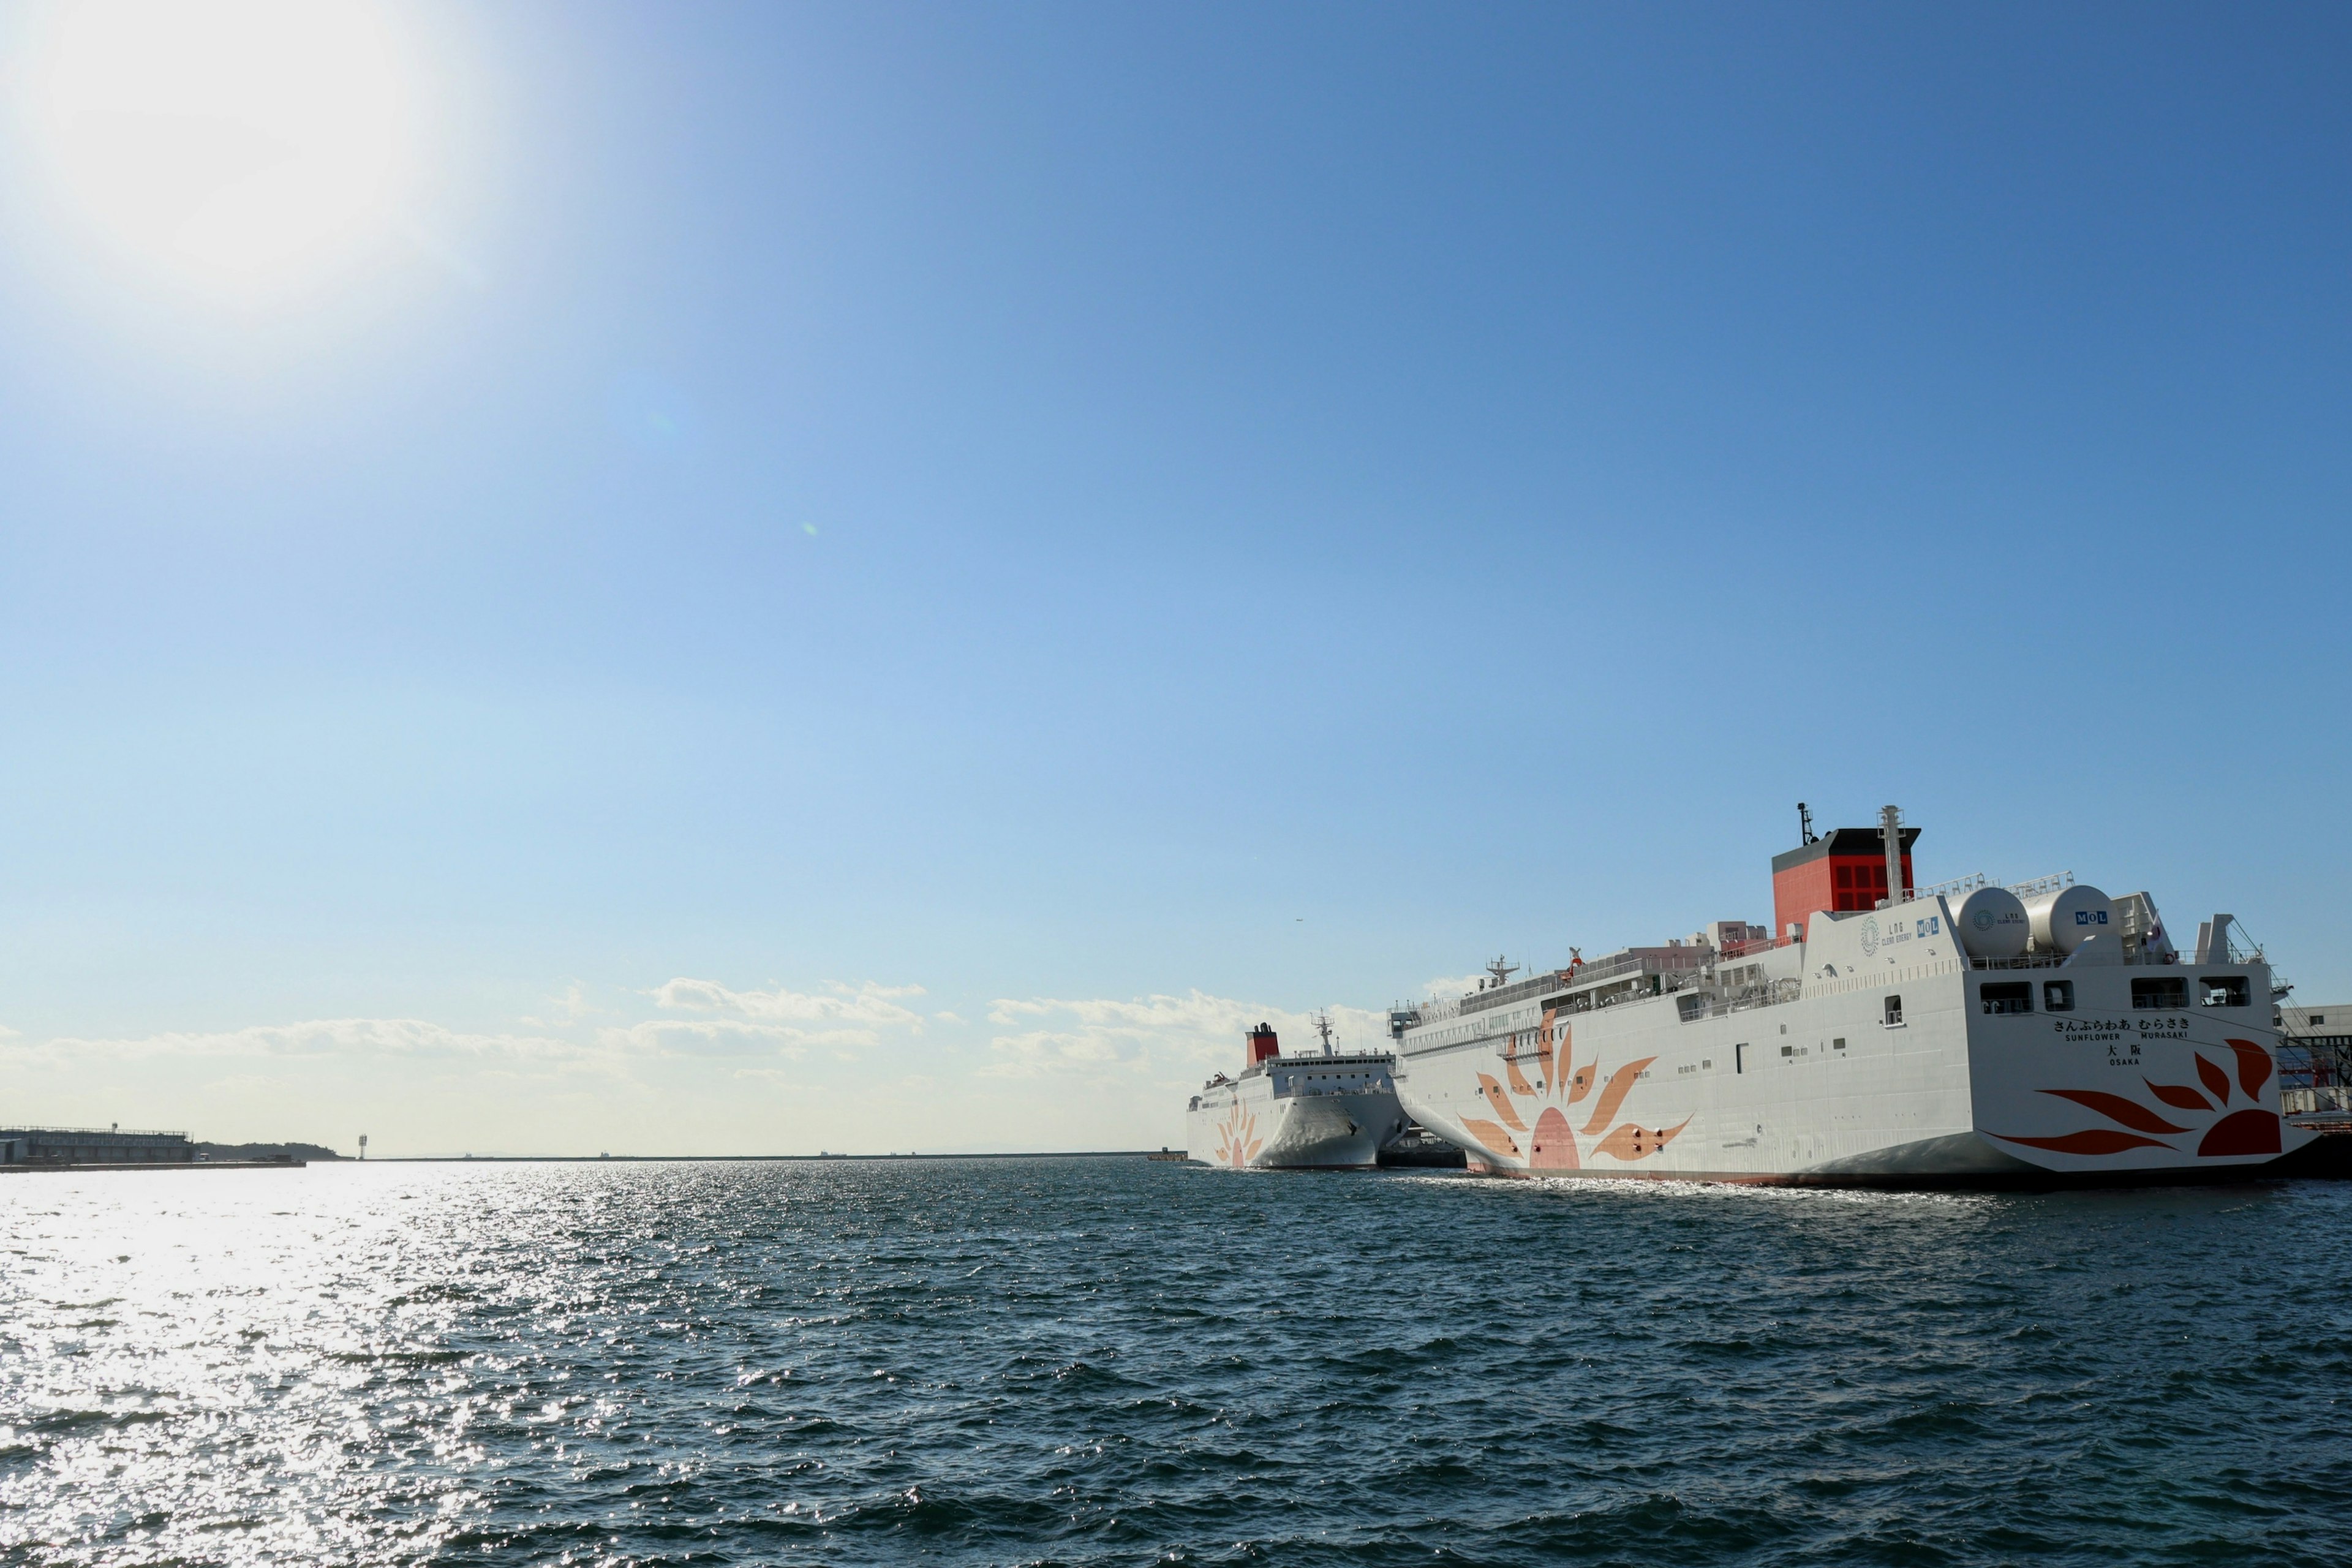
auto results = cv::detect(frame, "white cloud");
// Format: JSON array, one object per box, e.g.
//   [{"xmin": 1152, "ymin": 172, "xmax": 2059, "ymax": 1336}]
[
  {"xmin": 0, "ymin": 973, "xmax": 1419, "ymax": 1153},
  {"xmin": 979, "ymin": 990, "xmax": 1395, "ymax": 1080},
  {"xmin": 1422, "ymin": 972, "xmax": 1487, "ymax": 1003},
  {"xmin": 2, "ymin": 976, "xmax": 940, "ymax": 1078},
  {"xmin": 12, "ymin": 1017, "xmax": 583, "ymax": 1063},
  {"xmin": 594, "ymin": 1017, "xmax": 900, "ymax": 1058},
  {"xmin": 648, "ymin": 978, "xmax": 926, "ymax": 1029},
  {"xmin": 986, "ymin": 988, "xmax": 1257, "ymax": 1033},
  {"xmin": 518, "ymin": 982, "xmax": 600, "ymax": 1028},
  {"xmin": 597, "ymin": 1017, "xmax": 812, "ymax": 1057}
]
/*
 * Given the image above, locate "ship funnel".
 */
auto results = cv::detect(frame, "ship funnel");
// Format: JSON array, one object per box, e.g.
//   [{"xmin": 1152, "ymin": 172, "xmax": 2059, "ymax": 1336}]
[
  {"xmin": 1246, "ymin": 1022, "xmax": 1280, "ymax": 1066},
  {"xmin": 1772, "ymin": 816, "xmax": 1917, "ymax": 932}
]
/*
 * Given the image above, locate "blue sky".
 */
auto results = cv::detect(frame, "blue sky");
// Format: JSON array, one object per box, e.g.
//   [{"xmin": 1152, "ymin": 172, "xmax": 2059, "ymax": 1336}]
[{"xmin": 1, "ymin": 2, "xmax": 2347, "ymax": 1154}]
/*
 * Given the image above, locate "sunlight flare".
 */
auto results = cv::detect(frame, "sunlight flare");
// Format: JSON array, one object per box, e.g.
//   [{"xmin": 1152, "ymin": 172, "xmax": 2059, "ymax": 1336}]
[{"xmin": 29, "ymin": 0, "xmax": 415, "ymax": 289}]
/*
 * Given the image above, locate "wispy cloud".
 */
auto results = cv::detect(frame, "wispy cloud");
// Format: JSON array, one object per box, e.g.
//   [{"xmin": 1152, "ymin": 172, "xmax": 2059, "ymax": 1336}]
[
  {"xmin": 595, "ymin": 1016, "xmax": 894, "ymax": 1058},
  {"xmin": 0, "ymin": 977, "xmax": 940, "ymax": 1074},
  {"xmin": 0, "ymin": 972, "xmax": 1413, "ymax": 1153},
  {"xmin": 518, "ymin": 982, "xmax": 601, "ymax": 1028},
  {"xmin": 10, "ymin": 1018, "xmax": 584, "ymax": 1063},
  {"xmin": 979, "ymin": 991, "xmax": 1392, "ymax": 1080},
  {"xmin": 649, "ymin": 978, "xmax": 927, "ymax": 1029}
]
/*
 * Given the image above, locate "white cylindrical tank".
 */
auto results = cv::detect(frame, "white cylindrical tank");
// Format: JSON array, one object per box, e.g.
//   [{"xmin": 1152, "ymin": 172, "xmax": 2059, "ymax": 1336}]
[
  {"xmin": 1951, "ymin": 886, "xmax": 2030, "ymax": 960},
  {"xmin": 2024, "ymin": 884, "xmax": 2116, "ymax": 955}
]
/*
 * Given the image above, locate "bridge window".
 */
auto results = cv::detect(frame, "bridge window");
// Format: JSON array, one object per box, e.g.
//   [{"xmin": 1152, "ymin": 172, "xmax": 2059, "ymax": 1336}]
[
  {"xmin": 1980, "ymin": 982, "xmax": 2032, "ymax": 1016},
  {"xmin": 2132, "ymin": 977, "xmax": 2188, "ymax": 1011},
  {"xmin": 2199, "ymin": 976, "xmax": 2250, "ymax": 1009}
]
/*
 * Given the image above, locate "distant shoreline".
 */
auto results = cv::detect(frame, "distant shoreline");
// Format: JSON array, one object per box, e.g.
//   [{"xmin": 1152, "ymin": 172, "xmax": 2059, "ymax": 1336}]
[{"xmin": 360, "ymin": 1150, "xmax": 1168, "ymax": 1164}]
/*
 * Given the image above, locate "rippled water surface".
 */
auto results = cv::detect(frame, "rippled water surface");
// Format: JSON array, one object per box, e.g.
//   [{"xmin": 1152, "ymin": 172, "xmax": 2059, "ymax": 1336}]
[{"xmin": 3, "ymin": 1159, "xmax": 2348, "ymax": 1566}]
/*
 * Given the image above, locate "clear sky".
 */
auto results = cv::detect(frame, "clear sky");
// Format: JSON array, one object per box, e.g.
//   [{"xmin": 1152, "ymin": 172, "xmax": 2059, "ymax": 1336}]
[{"xmin": 2, "ymin": 1, "xmax": 2348, "ymax": 1156}]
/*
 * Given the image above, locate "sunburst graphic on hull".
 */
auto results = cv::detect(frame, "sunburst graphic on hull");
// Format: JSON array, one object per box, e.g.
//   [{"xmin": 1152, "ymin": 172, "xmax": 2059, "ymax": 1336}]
[
  {"xmin": 1989, "ymin": 1038, "xmax": 2282, "ymax": 1160},
  {"xmin": 1213, "ymin": 1104, "xmax": 1264, "ymax": 1167},
  {"xmin": 1456, "ymin": 1006, "xmax": 1690, "ymax": 1172}
]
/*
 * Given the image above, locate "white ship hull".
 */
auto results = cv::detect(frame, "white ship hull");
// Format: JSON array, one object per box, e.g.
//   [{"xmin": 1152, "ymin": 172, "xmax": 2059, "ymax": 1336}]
[
  {"xmin": 1395, "ymin": 892, "xmax": 2309, "ymax": 1187},
  {"xmin": 1186, "ymin": 1050, "xmax": 1409, "ymax": 1169}
]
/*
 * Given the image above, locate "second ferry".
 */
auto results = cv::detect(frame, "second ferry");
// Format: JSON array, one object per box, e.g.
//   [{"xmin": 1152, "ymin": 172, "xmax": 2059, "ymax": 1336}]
[{"xmin": 1186, "ymin": 1016, "xmax": 1407, "ymax": 1169}]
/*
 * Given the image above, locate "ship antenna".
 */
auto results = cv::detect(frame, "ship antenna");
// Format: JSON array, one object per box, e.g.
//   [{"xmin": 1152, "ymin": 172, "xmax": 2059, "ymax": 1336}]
[
  {"xmin": 1798, "ymin": 801, "xmax": 1817, "ymax": 845},
  {"xmin": 1311, "ymin": 1009, "xmax": 1336, "ymax": 1057},
  {"xmin": 1485, "ymin": 954, "xmax": 1517, "ymax": 989}
]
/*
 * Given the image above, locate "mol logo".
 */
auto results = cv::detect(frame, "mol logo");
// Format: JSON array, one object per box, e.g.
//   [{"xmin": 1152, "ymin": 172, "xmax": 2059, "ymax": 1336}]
[
  {"xmin": 2076, "ymin": 909, "xmax": 2111, "ymax": 927},
  {"xmin": 1917, "ymin": 916, "xmax": 1942, "ymax": 939}
]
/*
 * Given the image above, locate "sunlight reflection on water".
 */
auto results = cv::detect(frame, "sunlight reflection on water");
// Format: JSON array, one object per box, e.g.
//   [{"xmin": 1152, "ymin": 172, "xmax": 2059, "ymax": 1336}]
[{"xmin": 3, "ymin": 1160, "xmax": 2348, "ymax": 1566}]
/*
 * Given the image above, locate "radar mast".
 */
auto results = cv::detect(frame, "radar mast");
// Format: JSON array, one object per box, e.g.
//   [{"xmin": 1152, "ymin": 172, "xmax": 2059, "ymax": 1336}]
[{"xmin": 1311, "ymin": 1009, "xmax": 1337, "ymax": 1057}]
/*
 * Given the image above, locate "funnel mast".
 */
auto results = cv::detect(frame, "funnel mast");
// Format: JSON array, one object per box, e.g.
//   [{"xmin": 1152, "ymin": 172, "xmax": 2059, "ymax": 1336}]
[{"xmin": 1881, "ymin": 804, "xmax": 1907, "ymax": 907}]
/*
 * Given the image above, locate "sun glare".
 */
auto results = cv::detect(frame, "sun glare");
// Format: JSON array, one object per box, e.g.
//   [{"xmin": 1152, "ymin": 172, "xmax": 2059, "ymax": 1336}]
[{"xmin": 30, "ymin": 0, "xmax": 413, "ymax": 292}]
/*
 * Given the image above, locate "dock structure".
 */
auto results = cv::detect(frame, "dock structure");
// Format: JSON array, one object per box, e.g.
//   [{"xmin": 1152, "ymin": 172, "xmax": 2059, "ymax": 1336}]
[
  {"xmin": 2278, "ymin": 1004, "xmax": 2352, "ymax": 1120},
  {"xmin": 0, "ymin": 1126, "xmax": 197, "ymax": 1166}
]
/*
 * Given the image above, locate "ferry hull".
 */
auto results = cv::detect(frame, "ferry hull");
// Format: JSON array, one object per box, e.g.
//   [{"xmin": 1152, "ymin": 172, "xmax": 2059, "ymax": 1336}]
[{"xmin": 1186, "ymin": 1088, "xmax": 1406, "ymax": 1170}]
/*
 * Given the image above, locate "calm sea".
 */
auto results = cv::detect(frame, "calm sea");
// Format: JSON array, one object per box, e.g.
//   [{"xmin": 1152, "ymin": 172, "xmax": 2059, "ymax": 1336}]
[{"xmin": 2, "ymin": 1159, "xmax": 2347, "ymax": 1566}]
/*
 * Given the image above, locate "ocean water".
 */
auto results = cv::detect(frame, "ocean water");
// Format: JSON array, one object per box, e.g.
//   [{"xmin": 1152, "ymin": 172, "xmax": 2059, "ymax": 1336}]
[{"xmin": 2, "ymin": 1159, "xmax": 2348, "ymax": 1567}]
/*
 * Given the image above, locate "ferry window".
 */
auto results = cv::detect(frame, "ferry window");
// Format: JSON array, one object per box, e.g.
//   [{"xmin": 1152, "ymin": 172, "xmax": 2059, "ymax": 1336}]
[
  {"xmin": 1779, "ymin": 1044, "xmax": 1793, "ymax": 1057},
  {"xmin": 1832, "ymin": 1038, "xmax": 1846, "ymax": 1050},
  {"xmin": 2132, "ymin": 977, "xmax": 2188, "ymax": 1011},
  {"xmin": 2043, "ymin": 981, "xmax": 2075, "ymax": 1013},
  {"xmin": 2199, "ymin": 976, "xmax": 2250, "ymax": 1009},
  {"xmin": 1883, "ymin": 995, "xmax": 1904, "ymax": 1026},
  {"xmin": 1979, "ymin": 982, "xmax": 2032, "ymax": 1016},
  {"xmin": 2313, "ymin": 1014, "xmax": 2326, "ymax": 1026},
  {"xmin": 1735, "ymin": 1043, "xmax": 1746, "ymax": 1074}
]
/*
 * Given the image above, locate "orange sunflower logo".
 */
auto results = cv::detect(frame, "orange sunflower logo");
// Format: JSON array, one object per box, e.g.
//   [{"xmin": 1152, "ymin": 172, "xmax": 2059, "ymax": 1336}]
[
  {"xmin": 1991, "ymin": 1037, "xmax": 2282, "ymax": 1158},
  {"xmin": 1457, "ymin": 1006, "xmax": 1690, "ymax": 1170},
  {"xmin": 1213, "ymin": 1104, "xmax": 1263, "ymax": 1167}
]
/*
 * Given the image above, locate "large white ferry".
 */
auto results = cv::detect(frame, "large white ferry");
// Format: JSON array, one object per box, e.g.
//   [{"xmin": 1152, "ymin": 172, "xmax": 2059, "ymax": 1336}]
[
  {"xmin": 1388, "ymin": 808, "xmax": 2313, "ymax": 1186},
  {"xmin": 1186, "ymin": 1019, "xmax": 1408, "ymax": 1169}
]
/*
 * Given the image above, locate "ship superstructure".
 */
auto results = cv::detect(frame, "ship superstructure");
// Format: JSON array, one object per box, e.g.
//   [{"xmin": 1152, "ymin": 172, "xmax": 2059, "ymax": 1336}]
[
  {"xmin": 1387, "ymin": 807, "xmax": 2309, "ymax": 1185},
  {"xmin": 1186, "ymin": 1020, "xmax": 1408, "ymax": 1169}
]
